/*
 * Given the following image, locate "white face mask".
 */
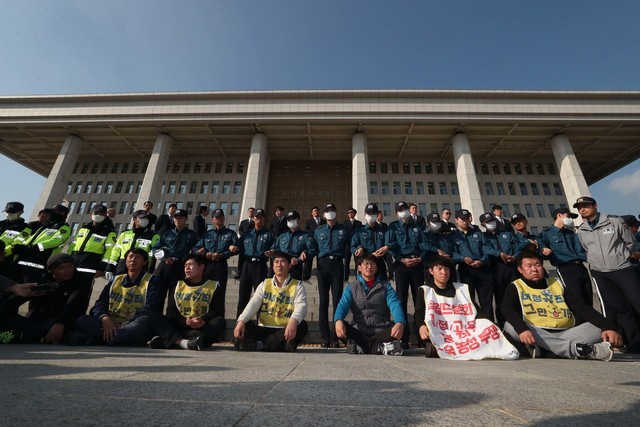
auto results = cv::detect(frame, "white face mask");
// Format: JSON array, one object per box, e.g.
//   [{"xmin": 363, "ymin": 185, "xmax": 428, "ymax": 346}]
[
  {"xmin": 138, "ymin": 218, "xmax": 149, "ymax": 228},
  {"xmin": 562, "ymin": 217, "xmax": 574, "ymax": 227},
  {"xmin": 398, "ymin": 210, "xmax": 411, "ymax": 221},
  {"xmin": 484, "ymin": 222, "xmax": 497, "ymax": 231},
  {"xmin": 428, "ymin": 222, "xmax": 442, "ymax": 232},
  {"xmin": 287, "ymin": 220, "xmax": 298, "ymax": 229},
  {"xmin": 92, "ymin": 214, "xmax": 105, "ymax": 223},
  {"xmin": 365, "ymin": 214, "xmax": 377, "ymax": 225},
  {"xmin": 324, "ymin": 211, "xmax": 336, "ymax": 221},
  {"xmin": 5, "ymin": 213, "xmax": 19, "ymax": 221}
]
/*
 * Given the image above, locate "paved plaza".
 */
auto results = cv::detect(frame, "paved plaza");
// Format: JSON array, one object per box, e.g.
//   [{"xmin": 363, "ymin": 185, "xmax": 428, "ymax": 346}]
[{"xmin": 1, "ymin": 344, "xmax": 638, "ymax": 426}]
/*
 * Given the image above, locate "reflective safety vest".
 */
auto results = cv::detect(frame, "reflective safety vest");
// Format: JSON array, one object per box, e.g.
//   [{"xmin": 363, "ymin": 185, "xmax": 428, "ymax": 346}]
[
  {"xmin": 68, "ymin": 226, "xmax": 116, "ymax": 259},
  {"xmin": 513, "ymin": 278, "xmax": 575, "ymax": 330},
  {"xmin": 108, "ymin": 273, "xmax": 153, "ymax": 324},
  {"xmin": 0, "ymin": 220, "xmax": 31, "ymax": 257},
  {"xmin": 108, "ymin": 229, "xmax": 159, "ymax": 265},
  {"xmin": 174, "ymin": 279, "xmax": 219, "ymax": 318},
  {"xmin": 258, "ymin": 277, "xmax": 299, "ymax": 328}
]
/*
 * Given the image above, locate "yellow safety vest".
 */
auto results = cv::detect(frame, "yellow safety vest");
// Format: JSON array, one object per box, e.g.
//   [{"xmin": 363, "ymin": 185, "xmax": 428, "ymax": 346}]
[
  {"xmin": 259, "ymin": 277, "xmax": 299, "ymax": 328},
  {"xmin": 108, "ymin": 273, "xmax": 153, "ymax": 324},
  {"xmin": 513, "ymin": 278, "xmax": 575, "ymax": 330},
  {"xmin": 174, "ymin": 279, "xmax": 218, "ymax": 318}
]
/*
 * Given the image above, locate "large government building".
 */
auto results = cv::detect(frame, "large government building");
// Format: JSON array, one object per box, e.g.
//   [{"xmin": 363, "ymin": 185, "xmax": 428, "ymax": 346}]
[{"xmin": 1, "ymin": 90, "xmax": 639, "ymax": 235}]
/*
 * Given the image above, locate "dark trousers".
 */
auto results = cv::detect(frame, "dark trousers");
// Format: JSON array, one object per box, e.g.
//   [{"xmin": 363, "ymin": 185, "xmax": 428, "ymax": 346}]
[
  {"xmin": 393, "ymin": 260, "xmax": 424, "ymax": 343},
  {"xmin": 237, "ymin": 260, "xmax": 268, "ymax": 317},
  {"xmin": 303, "ymin": 256, "xmax": 315, "ymax": 279},
  {"xmin": 204, "ymin": 259, "xmax": 229, "ymax": 318},
  {"xmin": 344, "ymin": 249, "xmax": 353, "ymax": 280},
  {"xmin": 493, "ymin": 261, "xmax": 519, "ymax": 327},
  {"xmin": 155, "ymin": 259, "xmax": 185, "ymax": 302},
  {"xmin": 458, "ymin": 263, "xmax": 495, "ymax": 323},
  {"xmin": 145, "ymin": 311, "xmax": 226, "ymax": 349},
  {"xmin": 71, "ymin": 315, "xmax": 152, "ymax": 346},
  {"xmin": 289, "ymin": 262, "xmax": 303, "ymax": 281},
  {"xmin": 340, "ymin": 323, "xmax": 395, "ymax": 354},
  {"xmin": 592, "ymin": 267, "xmax": 640, "ymax": 346},
  {"xmin": 557, "ymin": 261, "xmax": 593, "ymax": 307},
  {"xmin": 316, "ymin": 257, "xmax": 345, "ymax": 341},
  {"xmin": 243, "ymin": 320, "xmax": 309, "ymax": 351},
  {"xmin": 0, "ymin": 313, "xmax": 55, "ymax": 343}
]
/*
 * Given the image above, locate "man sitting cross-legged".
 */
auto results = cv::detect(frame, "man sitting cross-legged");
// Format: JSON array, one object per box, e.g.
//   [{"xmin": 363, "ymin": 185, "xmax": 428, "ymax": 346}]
[
  {"xmin": 501, "ymin": 250, "xmax": 623, "ymax": 360},
  {"xmin": 333, "ymin": 254, "xmax": 407, "ymax": 355},
  {"xmin": 234, "ymin": 251, "xmax": 308, "ymax": 352}
]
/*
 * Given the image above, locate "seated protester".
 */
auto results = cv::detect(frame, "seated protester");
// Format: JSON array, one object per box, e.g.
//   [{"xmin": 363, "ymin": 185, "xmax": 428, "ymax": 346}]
[
  {"xmin": 415, "ymin": 255, "xmax": 519, "ymax": 360},
  {"xmin": 68, "ymin": 248, "xmax": 163, "ymax": 346},
  {"xmin": 105, "ymin": 210, "xmax": 159, "ymax": 278},
  {"xmin": 333, "ymin": 254, "xmax": 406, "ymax": 356},
  {"xmin": 0, "ymin": 253, "xmax": 92, "ymax": 344},
  {"xmin": 234, "ymin": 252, "xmax": 308, "ymax": 352},
  {"xmin": 147, "ymin": 254, "xmax": 225, "ymax": 351},
  {"xmin": 501, "ymin": 250, "xmax": 623, "ymax": 360}
]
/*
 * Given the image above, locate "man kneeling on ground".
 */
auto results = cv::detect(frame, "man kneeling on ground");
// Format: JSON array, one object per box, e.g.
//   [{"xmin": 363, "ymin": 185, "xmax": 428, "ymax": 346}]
[
  {"xmin": 147, "ymin": 254, "xmax": 226, "ymax": 350},
  {"xmin": 333, "ymin": 254, "xmax": 406, "ymax": 355},
  {"xmin": 68, "ymin": 248, "xmax": 163, "ymax": 346},
  {"xmin": 501, "ymin": 250, "xmax": 622, "ymax": 360},
  {"xmin": 234, "ymin": 251, "xmax": 308, "ymax": 352}
]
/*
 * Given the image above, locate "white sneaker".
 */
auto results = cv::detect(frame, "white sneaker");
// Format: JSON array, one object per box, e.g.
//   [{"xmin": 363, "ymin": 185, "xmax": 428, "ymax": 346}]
[{"xmin": 380, "ymin": 340, "xmax": 403, "ymax": 356}]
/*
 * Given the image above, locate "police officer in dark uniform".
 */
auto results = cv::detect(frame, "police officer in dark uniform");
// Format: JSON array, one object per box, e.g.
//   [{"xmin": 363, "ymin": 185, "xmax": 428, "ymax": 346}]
[
  {"xmin": 236, "ymin": 207, "xmax": 255, "ymax": 280},
  {"xmin": 303, "ymin": 206, "xmax": 325, "ymax": 280},
  {"xmin": 423, "ymin": 212, "xmax": 456, "ymax": 284},
  {"xmin": 192, "ymin": 208, "xmax": 238, "ymax": 317},
  {"xmin": 350, "ymin": 203, "xmax": 389, "ymax": 280},
  {"xmin": 233, "ymin": 209, "xmax": 274, "ymax": 317},
  {"xmin": 267, "ymin": 210, "xmax": 314, "ymax": 281},
  {"xmin": 480, "ymin": 212, "xmax": 529, "ymax": 326},
  {"xmin": 450, "ymin": 209, "xmax": 495, "ymax": 322},
  {"xmin": 314, "ymin": 203, "xmax": 352, "ymax": 348},
  {"xmin": 152, "ymin": 208, "xmax": 200, "ymax": 301},
  {"xmin": 540, "ymin": 207, "xmax": 592, "ymax": 306},
  {"xmin": 385, "ymin": 201, "xmax": 435, "ymax": 346},
  {"xmin": 343, "ymin": 207, "xmax": 362, "ymax": 281},
  {"xmin": 510, "ymin": 213, "xmax": 545, "ymax": 254}
]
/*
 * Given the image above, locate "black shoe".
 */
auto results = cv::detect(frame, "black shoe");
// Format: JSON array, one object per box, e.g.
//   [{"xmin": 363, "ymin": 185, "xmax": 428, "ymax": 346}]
[
  {"xmin": 234, "ymin": 338, "xmax": 257, "ymax": 351},
  {"xmin": 321, "ymin": 339, "xmax": 331, "ymax": 348},
  {"xmin": 187, "ymin": 336, "xmax": 205, "ymax": 351},
  {"xmin": 148, "ymin": 336, "xmax": 165, "ymax": 349},
  {"xmin": 285, "ymin": 340, "xmax": 298, "ymax": 352},
  {"xmin": 65, "ymin": 331, "xmax": 95, "ymax": 346},
  {"xmin": 233, "ymin": 275, "xmax": 240, "ymax": 280},
  {"xmin": 424, "ymin": 342, "xmax": 439, "ymax": 358},
  {"xmin": 332, "ymin": 341, "xmax": 341, "ymax": 348},
  {"xmin": 346, "ymin": 339, "xmax": 364, "ymax": 354}
]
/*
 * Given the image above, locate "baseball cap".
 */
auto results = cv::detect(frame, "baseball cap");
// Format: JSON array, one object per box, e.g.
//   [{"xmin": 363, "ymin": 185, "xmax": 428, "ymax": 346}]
[
  {"xmin": 455, "ymin": 209, "xmax": 471, "ymax": 219},
  {"xmin": 253, "ymin": 209, "xmax": 266, "ymax": 218},
  {"xmin": 285, "ymin": 210, "xmax": 300, "ymax": 220},
  {"xmin": 479, "ymin": 212, "xmax": 496, "ymax": 223},
  {"xmin": 426, "ymin": 213, "xmax": 441, "ymax": 223},
  {"xmin": 323, "ymin": 203, "xmax": 337, "ymax": 212},
  {"xmin": 51, "ymin": 204, "xmax": 70, "ymax": 214},
  {"xmin": 364, "ymin": 203, "xmax": 379, "ymax": 215},
  {"xmin": 552, "ymin": 207, "xmax": 578, "ymax": 219},
  {"xmin": 132, "ymin": 210, "xmax": 149, "ymax": 218},
  {"xmin": 510, "ymin": 213, "xmax": 527, "ymax": 223},
  {"xmin": 3, "ymin": 202, "xmax": 24, "ymax": 213},
  {"xmin": 395, "ymin": 201, "xmax": 409, "ymax": 212},
  {"xmin": 173, "ymin": 209, "xmax": 188, "ymax": 217},
  {"xmin": 573, "ymin": 196, "xmax": 597, "ymax": 208},
  {"xmin": 90, "ymin": 204, "xmax": 107, "ymax": 215},
  {"xmin": 211, "ymin": 209, "xmax": 225, "ymax": 217}
]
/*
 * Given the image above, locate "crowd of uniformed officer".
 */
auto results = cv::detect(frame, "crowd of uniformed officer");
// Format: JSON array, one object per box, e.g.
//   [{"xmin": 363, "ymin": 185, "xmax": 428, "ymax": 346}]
[{"xmin": 1, "ymin": 197, "xmax": 639, "ymax": 353}]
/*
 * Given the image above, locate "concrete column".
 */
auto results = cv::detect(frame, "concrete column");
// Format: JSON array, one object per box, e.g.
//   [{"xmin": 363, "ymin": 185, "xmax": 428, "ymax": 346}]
[
  {"xmin": 32, "ymin": 135, "xmax": 83, "ymax": 219},
  {"xmin": 241, "ymin": 133, "xmax": 269, "ymax": 214},
  {"xmin": 451, "ymin": 133, "xmax": 485, "ymax": 223},
  {"xmin": 550, "ymin": 134, "xmax": 591, "ymax": 207},
  {"xmin": 351, "ymin": 132, "xmax": 370, "ymax": 216},
  {"xmin": 136, "ymin": 134, "xmax": 173, "ymax": 210}
]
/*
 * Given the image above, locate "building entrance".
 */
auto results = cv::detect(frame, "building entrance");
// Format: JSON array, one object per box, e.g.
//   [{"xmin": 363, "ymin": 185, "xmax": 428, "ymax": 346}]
[{"xmin": 266, "ymin": 160, "xmax": 352, "ymax": 223}]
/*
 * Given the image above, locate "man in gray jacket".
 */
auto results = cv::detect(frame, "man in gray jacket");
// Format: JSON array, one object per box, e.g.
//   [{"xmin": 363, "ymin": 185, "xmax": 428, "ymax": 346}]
[{"xmin": 574, "ymin": 196, "xmax": 640, "ymax": 353}]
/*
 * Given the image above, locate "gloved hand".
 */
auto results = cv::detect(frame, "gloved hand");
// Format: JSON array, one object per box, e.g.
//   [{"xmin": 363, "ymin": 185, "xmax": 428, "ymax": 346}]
[{"xmin": 104, "ymin": 272, "xmax": 114, "ymax": 282}]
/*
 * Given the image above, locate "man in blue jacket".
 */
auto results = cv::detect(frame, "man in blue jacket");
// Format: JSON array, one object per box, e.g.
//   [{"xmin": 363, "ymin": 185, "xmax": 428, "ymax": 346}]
[{"xmin": 334, "ymin": 254, "xmax": 407, "ymax": 355}]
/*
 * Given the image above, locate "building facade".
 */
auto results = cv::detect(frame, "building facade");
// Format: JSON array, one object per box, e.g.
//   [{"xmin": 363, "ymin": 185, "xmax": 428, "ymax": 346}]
[{"xmin": 1, "ymin": 90, "xmax": 639, "ymax": 234}]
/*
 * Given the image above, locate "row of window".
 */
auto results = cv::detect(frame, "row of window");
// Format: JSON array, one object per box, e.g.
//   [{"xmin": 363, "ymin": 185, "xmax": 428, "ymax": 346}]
[
  {"xmin": 368, "ymin": 161, "xmax": 557, "ymax": 176},
  {"xmin": 67, "ymin": 181, "xmax": 143, "ymax": 194},
  {"xmin": 369, "ymin": 181, "xmax": 563, "ymax": 197},
  {"xmin": 72, "ymin": 161, "xmax": 246, "ymax": 176},
  {"xmin": 67, "ymin": 180, "xmax": 245, "ymax": 196}
]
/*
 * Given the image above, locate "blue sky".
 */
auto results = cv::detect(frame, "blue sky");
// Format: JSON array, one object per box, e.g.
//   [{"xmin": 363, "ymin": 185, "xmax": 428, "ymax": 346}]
[{"xmin": 1, "ymin": 0, "xmax": 639, "ymax": 216}]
